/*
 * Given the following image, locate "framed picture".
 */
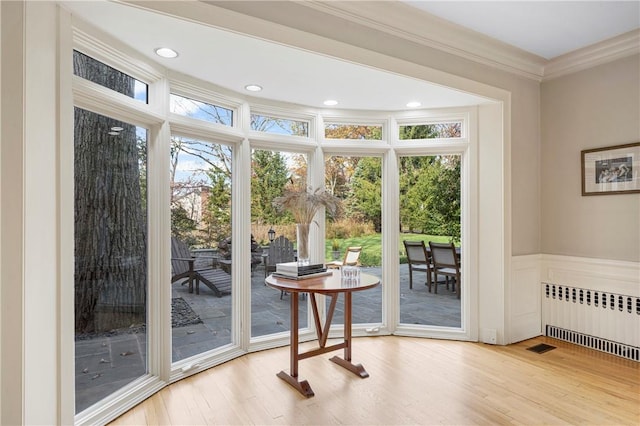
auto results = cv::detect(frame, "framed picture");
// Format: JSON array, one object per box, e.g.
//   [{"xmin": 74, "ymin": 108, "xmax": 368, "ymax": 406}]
[{"xmin": 581, "ymin": 142, "xmax": 640, "ymax": 195}]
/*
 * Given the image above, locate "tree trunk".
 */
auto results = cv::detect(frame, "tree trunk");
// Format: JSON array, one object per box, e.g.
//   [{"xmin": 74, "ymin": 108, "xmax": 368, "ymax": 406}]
[{"xmin": 73, "ymin": 52, "xmax": 147, "ymax": 333}]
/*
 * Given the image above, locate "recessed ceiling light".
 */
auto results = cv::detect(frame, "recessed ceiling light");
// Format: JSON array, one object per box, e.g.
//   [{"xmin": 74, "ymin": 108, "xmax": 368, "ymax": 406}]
[
  {"xmin": 323, "ymin": 99, "xmax": 338, "ymax": 106},
  {"xmin": 110, "ymin": 126, "xmax": 124, "ymax": 132},
  {"xmin": 406, "ymin": 101, "xmax": 422, "ymax": 108},
  {"xmin": 245, "ymin": 84, "xmax": 263, "ymax": 92},
  {"xmin": 155, "ymin": 47, "xmax": 178, "ymax": 58},
  {"xmin": 108, "ymin": 131, "xmax": 120, "ymax": 136}
]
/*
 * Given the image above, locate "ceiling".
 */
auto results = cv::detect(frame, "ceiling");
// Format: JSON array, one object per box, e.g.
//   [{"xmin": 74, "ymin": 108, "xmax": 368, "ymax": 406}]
[
  {"xmin": 404, "ymin": 1, "xmax": 640, "ymax": 60},
  {"xmin": 61, "ymin": 1, "xmax": 639, "ymax": 111}
]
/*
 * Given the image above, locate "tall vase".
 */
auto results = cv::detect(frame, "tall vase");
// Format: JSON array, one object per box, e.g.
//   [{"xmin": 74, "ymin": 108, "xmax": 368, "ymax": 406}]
[{"xmin": 296, "ymin": 223, "xmax": 310, "ymax": 266}]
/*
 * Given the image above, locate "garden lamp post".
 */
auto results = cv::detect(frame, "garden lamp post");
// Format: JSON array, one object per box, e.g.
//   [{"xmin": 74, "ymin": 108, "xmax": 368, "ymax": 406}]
[{"xmin": 268, "ymin": 227, "xmax": 275, "ymax": 243}]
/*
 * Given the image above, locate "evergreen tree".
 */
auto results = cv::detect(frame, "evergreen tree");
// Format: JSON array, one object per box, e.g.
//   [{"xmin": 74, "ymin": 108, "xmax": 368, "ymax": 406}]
[
  {"xmin": 202, "ymin": 171, "xmax": 232, "ymax": 245},
  {"xmin": 251, "ymin": 150, "xmax": 290, "ymax": 224},
  {"xmin": 349, "ymin": 157, "xmax": 382, "ymax": 231}
]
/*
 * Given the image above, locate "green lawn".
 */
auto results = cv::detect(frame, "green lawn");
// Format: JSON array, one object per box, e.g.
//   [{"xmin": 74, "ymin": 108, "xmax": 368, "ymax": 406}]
[{"xmin": 325, "ymin": 233, "xmax": 452, "ymax": 266}]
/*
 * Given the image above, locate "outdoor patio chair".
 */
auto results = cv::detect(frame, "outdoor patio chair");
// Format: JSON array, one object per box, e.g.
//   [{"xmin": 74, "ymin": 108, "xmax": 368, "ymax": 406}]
[
  {"xmin": 264, "ymin": 235, "xmax": 296, "ymax": 299},
  {"xmin": 403, "ymin": 240, "xmax": 434, "ymax": 291},
  {"xmin": 326, "ymin": 246, "xmax": 362, "ymax": 269},
  {"xmin": 428, "ymin": 241, "xmax": 461, "ymax": 298},
  {"xmin": 264, "ymin": 235, "xmax": 296, "ymax": 278},
  {"xmin": 171, "ymin": 237, "xmax": 232, "ymax": 297}
]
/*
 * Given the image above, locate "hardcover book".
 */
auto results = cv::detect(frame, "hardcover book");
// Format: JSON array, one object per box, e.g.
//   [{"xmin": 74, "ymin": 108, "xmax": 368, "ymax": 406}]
[
  {"xmin": 276, "ymin": 262, "xmax": 325, "ymax": 274},
  {"xmin": 272, "ymin": 270, "xmax": 332, "ymax": 280}
]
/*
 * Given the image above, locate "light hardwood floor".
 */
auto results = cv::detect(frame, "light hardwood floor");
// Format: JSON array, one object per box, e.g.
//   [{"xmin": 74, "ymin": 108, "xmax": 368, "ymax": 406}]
[{"xmin": 110, "ymin": 336, "xmax": 639, "ymax": 425}]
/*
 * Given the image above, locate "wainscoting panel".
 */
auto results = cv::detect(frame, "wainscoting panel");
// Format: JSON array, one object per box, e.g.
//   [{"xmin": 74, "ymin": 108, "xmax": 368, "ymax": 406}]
[
  {"xmin": 542, "ymin": 254, "xmax": 639, "ymax": 296},
  {"xmin": 509, "ymin": 254, "xmax": 640, "ymax": 352},
  {"xmin": 509, "ymin": 255, "xmax": 542, "ymax": 344}
]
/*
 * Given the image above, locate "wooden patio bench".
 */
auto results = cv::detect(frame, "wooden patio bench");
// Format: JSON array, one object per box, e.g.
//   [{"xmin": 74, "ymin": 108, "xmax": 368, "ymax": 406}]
[{"xmin": 171, "ymin": 237, "xmax": 231, "ymax": 297}]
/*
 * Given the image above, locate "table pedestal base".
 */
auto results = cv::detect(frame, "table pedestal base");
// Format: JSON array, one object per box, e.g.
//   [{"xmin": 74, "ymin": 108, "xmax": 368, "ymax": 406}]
[
  {"xmin": 276, "ymin": 355, "xmax": 370, "ymax": 398},
  {"xmin": 265, "ymin": 272, "xmax": 379, "ymax": 398},
  {"xmin": 329, "ymin": 355, "xmax": 370, "ymax": 378},
  {"xmin": 277, "ymin": 371, "xmax": 315, "ymax": 398}
]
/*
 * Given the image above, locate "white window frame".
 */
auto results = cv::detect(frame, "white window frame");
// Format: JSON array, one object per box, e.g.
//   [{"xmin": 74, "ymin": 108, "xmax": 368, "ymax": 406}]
[{"xmin": 64, "ymin": 12, "xmax": 491, "ymax": 426}]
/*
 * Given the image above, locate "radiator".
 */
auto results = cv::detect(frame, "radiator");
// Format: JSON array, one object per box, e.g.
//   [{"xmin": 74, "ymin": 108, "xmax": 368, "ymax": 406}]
[{"xmin": 541, "ymin": 283, "xmax": 640, "ymax": 361}]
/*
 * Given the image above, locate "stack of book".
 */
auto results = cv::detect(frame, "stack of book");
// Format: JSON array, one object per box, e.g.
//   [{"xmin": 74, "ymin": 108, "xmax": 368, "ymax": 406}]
[{"xmin": 273, "ymin": 262, "xmax": 331, "ymax": 280}]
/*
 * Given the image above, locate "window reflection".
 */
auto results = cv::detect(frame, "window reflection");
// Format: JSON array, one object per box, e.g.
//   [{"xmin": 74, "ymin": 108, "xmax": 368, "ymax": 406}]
[{"xmin": 74, "ymin": 107, "xmax": 148, "ymax": 413}]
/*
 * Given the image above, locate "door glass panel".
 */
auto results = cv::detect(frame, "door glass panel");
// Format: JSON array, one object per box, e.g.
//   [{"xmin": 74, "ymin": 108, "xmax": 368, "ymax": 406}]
[
  {"xmin": 325, "ymin": 155, "xmax": 383, "ymax": 325},
  {"xmin": 251, "ymin": 149, "xmax": 308, "ymax": 337},
  {"xmin": 74, "ymin": 108, "xmax": 148, "ymax": 413},
  {"xmin": 170, "ymin": 137, "xmax": 233, "ymax": 361},
  {"xmin": 399, "ymin": 155, "xmax": 461, "ymax": 327}
]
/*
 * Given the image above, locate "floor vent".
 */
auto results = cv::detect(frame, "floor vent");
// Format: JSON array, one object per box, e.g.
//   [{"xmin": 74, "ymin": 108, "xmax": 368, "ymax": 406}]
[
  {"xmin": 527, "ymin": 343, "xmax": 556, "ymax": 354},
  {"xmin": 546, "ymin": 325, "xmax": 640, "ymax": 362}
]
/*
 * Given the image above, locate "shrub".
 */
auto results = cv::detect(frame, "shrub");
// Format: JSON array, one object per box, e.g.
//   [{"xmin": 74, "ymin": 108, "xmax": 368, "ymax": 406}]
[
  {"xmin": 328, "ymin": 218, "xmax": 374, "ymax": 239},
  {"xmin": 358, "ymin": 251, "xmax": 381, "ymax": 267},
  {"xmin": 251, "ymin": 223, "xmax": 297, "ymax": 244}
]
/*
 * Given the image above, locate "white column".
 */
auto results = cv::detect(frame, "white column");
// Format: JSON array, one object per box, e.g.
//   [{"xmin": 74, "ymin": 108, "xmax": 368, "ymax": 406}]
[
  {"xmin": 1, "ymin": 1, "xmax": 62, "ymax": 424},
  {"xmin": 478, "ymin": 101, "xmax": 509, "ymax": 345},
  {"xmin": 382, "ymin": 145, "xmax": 400, "ymax": 333},
  {"xmin": 235, "ymin": 102, "xmax": 252, "ymax": 350}
]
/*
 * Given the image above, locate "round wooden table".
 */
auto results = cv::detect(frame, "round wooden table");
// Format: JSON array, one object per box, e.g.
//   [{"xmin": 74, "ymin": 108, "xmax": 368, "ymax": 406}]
[{"xmin": 265, "ymin": 269, "xmax": 380, "ymax": 397}]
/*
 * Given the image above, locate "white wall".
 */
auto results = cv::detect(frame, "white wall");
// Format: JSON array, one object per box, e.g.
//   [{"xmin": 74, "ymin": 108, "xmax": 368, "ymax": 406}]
[
  {"xmin": 1, "ymin": 2, "xmax": 60, "ymax": 424},
  {"xmin": 478, "ymin": 103, "xmax": 509, "ymax": 344},
  {"xmin": 509, "ymin": 54, "xmax": 640, "ymax": 345},
  {"xmin": 541, "ymin": 55, "xmax": 640, "ymax": 262},
  {"xmin": 0, "ymin": 1, "xmax": 3, "ymax": 420},
  {"xmin": 1, "ymin": 2, "xmax": 26, "ymax": 424},
  {"xmin": 24, "ymin": 3, "xmax": 59, "ymax": 423}
]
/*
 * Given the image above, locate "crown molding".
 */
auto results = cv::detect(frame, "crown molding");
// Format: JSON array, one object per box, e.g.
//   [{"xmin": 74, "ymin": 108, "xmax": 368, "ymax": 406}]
[
  {"xmin": 301, "ymin": 1, "xmax": 547, "ymax": 81},
  {"xmin": 543, "ymin": 29, "xmax": 640, "ymax": 81},
  {"xmin": 126, "ymin": 1, "xmax": 636, "ymax": 83},
  {"xmin": 297, "ymin": 1, "xmax": 639, "ymax": 82}
]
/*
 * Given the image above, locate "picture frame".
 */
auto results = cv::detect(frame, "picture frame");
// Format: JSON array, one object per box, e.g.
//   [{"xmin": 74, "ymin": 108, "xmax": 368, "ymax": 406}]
[{"xmin": 581, "ymin": 142, "xmax": 640, "ymax": 196}]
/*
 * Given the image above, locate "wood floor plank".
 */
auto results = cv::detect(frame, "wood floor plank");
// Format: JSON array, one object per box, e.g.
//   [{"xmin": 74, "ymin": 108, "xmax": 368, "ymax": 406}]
[{"xmin": 110, "ymin": 336, "xmax": 639, "ymax": 425}]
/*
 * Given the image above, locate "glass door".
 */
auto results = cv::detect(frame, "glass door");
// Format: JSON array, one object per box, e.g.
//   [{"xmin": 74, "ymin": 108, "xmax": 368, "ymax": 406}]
[
  {"xmin": 324, "ymin": 155, "xmax": 383, "ymax": 326},
  {"xmin": 169, "ymin": 136, "xmax": 233, "ymax": 362},
  {"xmin": 398, "ymin": 154, "xmax": 462, "ymax": 328},
  {"xmin": 250, "ymin": 149, "xmax": 309, "ymax": 338}
]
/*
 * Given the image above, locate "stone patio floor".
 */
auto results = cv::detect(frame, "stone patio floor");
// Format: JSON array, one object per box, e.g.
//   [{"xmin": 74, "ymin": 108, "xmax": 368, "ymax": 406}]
[{"xmin": 75, "ymin": 263, "xmax": 460, "ymax": 412}]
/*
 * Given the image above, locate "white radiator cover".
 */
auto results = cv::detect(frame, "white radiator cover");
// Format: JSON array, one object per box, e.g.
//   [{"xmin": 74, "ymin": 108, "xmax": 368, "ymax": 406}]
[{"xmin": 542, "ymin": 283, "xmax": 640, "ymax": 361}]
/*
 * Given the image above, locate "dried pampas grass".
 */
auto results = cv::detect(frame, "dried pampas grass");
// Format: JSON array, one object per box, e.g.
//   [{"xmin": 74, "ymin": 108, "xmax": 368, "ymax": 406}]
[{"xmin": 272, "ymin": 187, "xmax": 340, "ymax": 224}]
